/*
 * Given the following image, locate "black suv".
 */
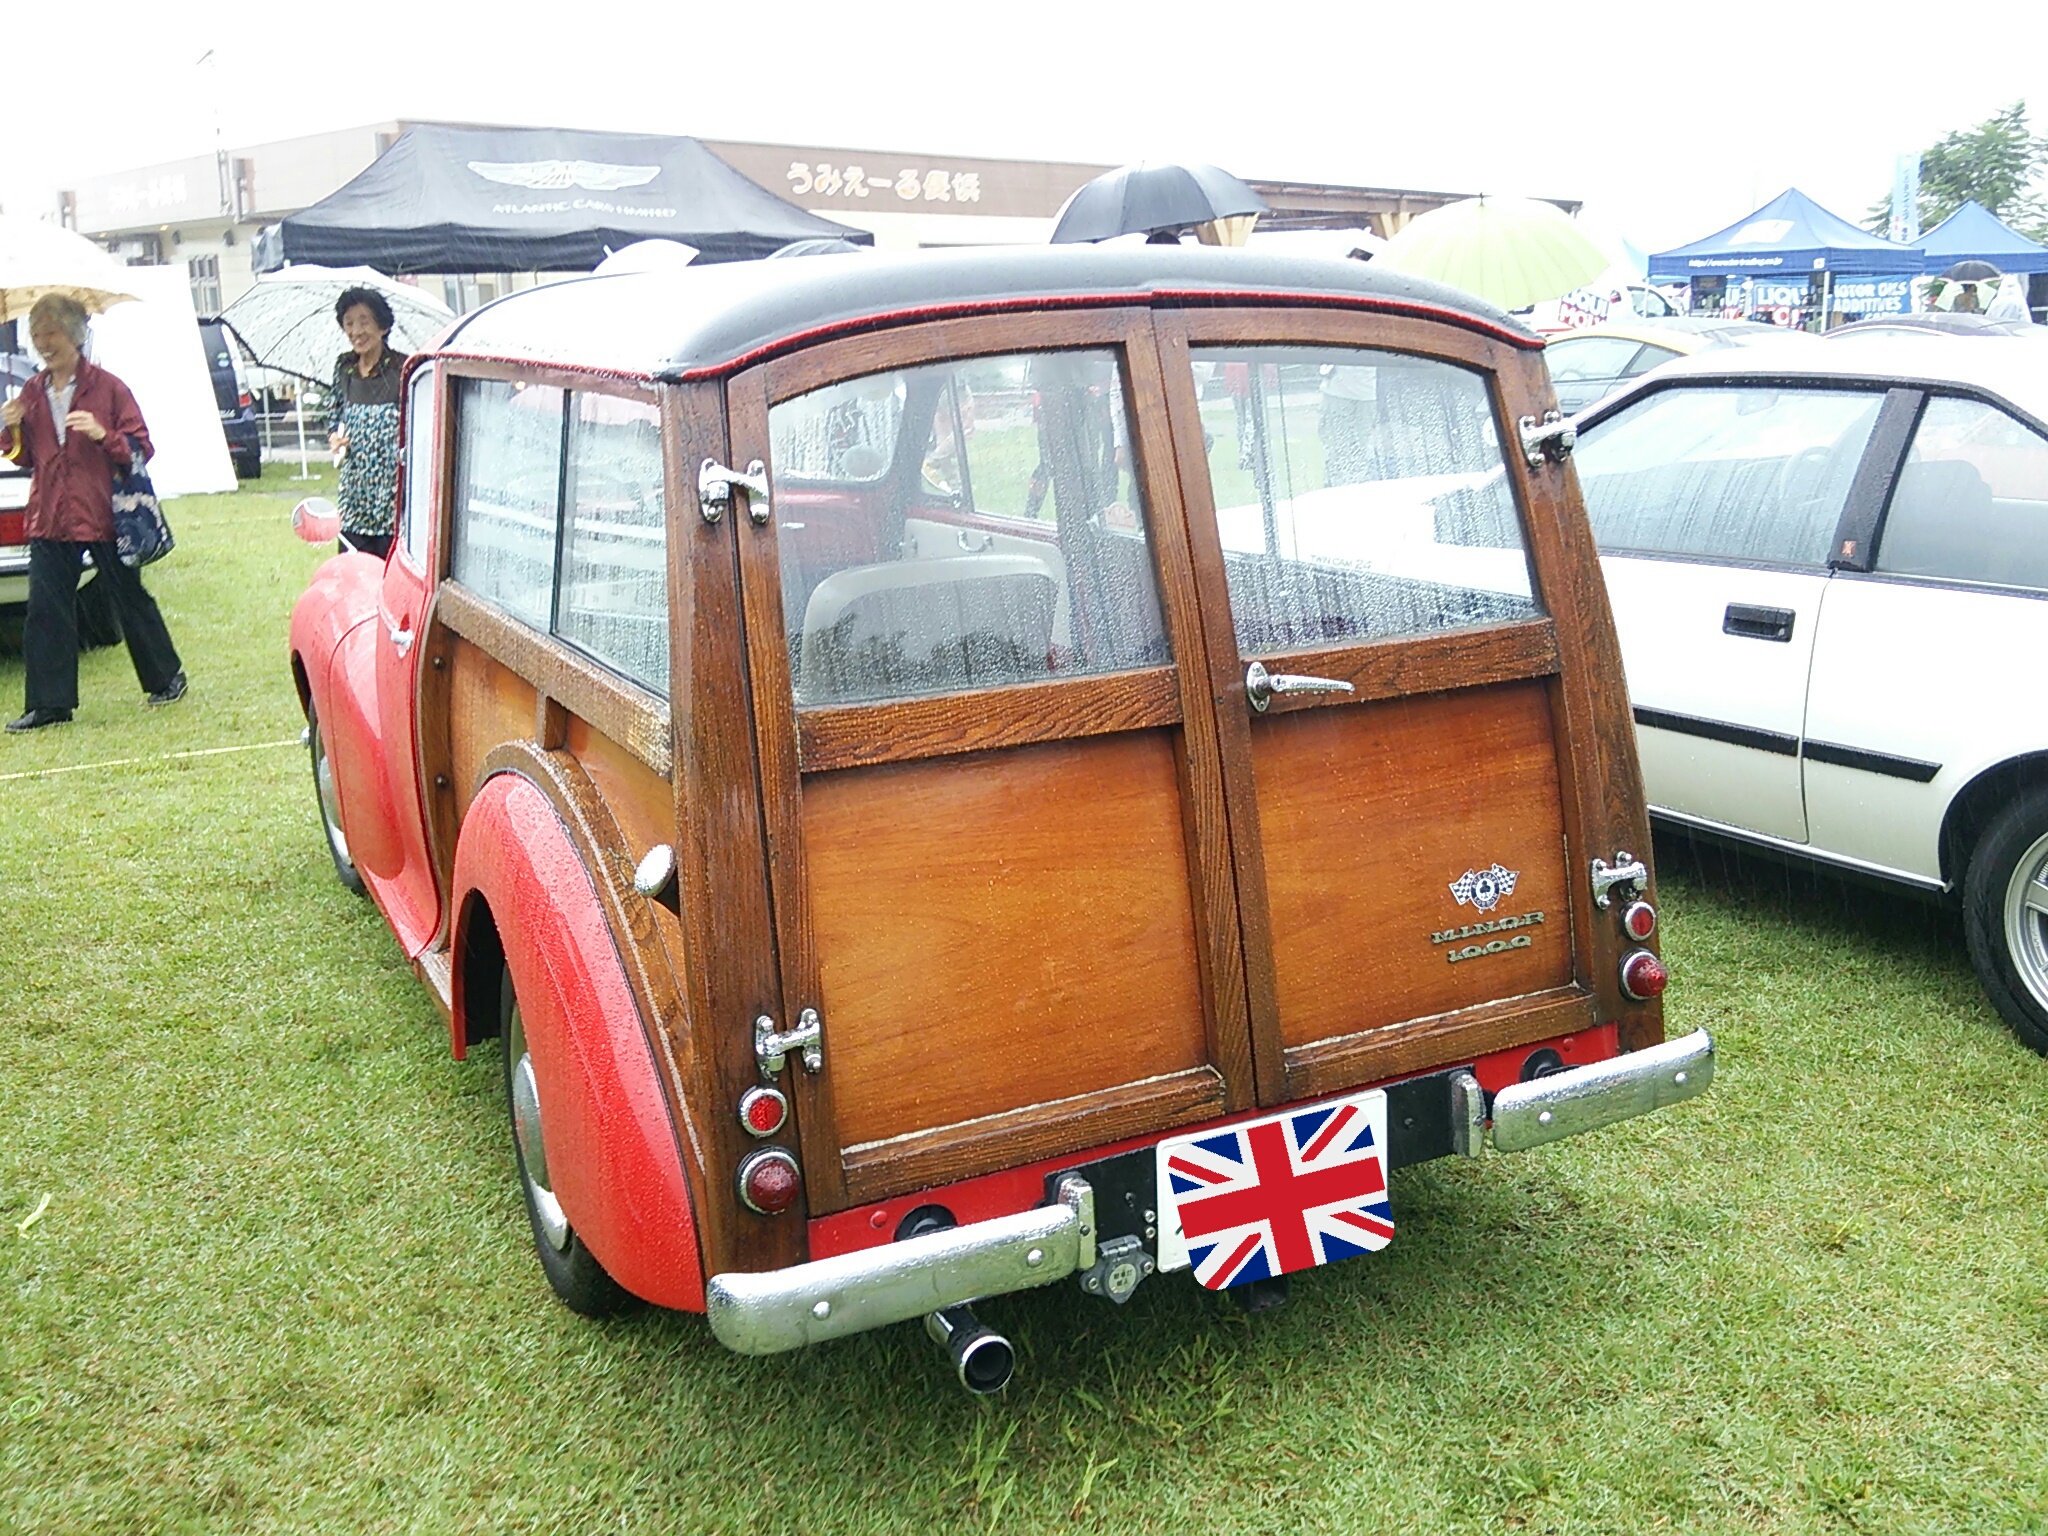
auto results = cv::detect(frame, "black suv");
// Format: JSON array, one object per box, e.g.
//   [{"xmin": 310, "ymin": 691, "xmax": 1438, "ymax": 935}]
[{"xmin": 199, "ymin": 320, "xmax": 262, "ymax": 479}]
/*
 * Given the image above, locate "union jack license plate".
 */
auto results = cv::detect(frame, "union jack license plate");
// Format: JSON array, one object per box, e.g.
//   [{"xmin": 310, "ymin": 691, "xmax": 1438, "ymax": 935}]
[{"xmin": 1154, "ymin": 1090, "xmax": 1393, "ymax": 1290}]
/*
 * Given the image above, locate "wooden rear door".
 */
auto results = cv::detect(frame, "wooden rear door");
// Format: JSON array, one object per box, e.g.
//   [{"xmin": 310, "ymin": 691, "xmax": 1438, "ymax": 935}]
[
  {"xmin": 1154, "ymin": 312, "xmax": 1600, "ymax": 1106},
  {"xmin": 727, "ymin": 311, "xmax": 1254, "ymax": 1211}
]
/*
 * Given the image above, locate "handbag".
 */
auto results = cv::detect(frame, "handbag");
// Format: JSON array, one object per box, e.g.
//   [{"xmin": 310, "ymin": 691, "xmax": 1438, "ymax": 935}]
[{"xmin": 110, "ymin": 437, "xmax": 174, "ymax": 568}]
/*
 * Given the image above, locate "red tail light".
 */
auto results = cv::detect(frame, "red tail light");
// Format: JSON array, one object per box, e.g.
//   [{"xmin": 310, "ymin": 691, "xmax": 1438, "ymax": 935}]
[
  {"xmin": 737, "ymin": 1148, "xmax": 801, "ymax": 1215},
  {"xmin": 238, "ymin": 390, "xmax": 253, "ymax": 409},
  {"xmin": 1622, "ymin": 900, "xmax": 1657, "ymax": 941},
  {"xmin": 1620, "ymin": 949, "xmax": 1669, "ymax": 1002},
  {"xmin": 739, "ymin": 1086, "xmax": 788, "ymax": 1138}
]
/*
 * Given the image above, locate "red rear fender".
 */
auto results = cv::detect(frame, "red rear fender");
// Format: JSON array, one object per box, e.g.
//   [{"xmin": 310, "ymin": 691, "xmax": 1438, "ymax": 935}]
[{"xmin": 451, "ymin": 772, "xmax": 703, "ymax": 1312}]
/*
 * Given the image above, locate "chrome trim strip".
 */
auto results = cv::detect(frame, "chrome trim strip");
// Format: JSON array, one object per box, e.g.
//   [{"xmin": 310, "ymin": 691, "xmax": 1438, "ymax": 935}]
[
  {"xmin": 706, "ymin": 1177, "xmax": 1094, "ymax": 1355},
  {"xmin": 1490, "ymin": 1030, "xmax": 1715, "ymax": 1154}
]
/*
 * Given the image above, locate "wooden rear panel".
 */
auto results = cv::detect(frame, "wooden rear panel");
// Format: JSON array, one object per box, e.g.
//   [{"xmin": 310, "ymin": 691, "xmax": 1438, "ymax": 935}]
[
  {"xmin": 800, "ymin": 730, "xmax": 1211, "ymax": 1152},
  {"xmin": 1252, "ymin": 679, "xmax": 1573, "ymax": 1047}
]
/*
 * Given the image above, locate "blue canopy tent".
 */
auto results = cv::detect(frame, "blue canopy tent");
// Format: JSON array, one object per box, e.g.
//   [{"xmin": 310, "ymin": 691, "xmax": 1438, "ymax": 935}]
[
  {"xmin": 1648, "ymin": 188, "xmax": 1923, "ymax": 280},
  {"xmin": 1915, "ymin": 201, "xmax": 2048, "ymax": 274}
]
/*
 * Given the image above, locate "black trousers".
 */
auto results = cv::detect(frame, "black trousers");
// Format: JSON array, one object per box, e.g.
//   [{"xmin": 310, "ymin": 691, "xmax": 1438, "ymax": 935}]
[{"xmin": 23, "ymin": 539, "xmax": 182, "ymax": 713}]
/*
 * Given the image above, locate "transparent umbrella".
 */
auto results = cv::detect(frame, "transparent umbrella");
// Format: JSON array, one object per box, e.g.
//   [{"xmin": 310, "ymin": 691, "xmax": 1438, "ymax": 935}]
[
  {"xmin": 1372, "ymin": 196, "xmax": 1609, "ymax": 311},
  {"xmin": 220, "ymin": 265, "xmax": 453, "ymax": 382}
]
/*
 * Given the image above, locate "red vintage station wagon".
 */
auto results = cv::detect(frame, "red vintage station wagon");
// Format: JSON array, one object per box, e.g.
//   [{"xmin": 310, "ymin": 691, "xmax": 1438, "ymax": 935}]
[{"xmin": 288, "ymin": 246, "xmax": 1712, "ymax": 1391}]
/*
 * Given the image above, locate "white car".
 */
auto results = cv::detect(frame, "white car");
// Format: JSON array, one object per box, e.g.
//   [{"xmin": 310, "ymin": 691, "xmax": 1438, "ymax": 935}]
[{"xmin": 1571, "ymin": 337, "xmax": 2048, "ymax": 1053}]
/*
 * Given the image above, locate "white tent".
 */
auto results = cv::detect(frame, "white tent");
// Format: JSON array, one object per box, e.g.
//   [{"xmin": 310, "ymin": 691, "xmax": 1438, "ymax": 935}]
[{"xmin": 87, "ymin": 267, "xmax": 234, "ymax": 497}]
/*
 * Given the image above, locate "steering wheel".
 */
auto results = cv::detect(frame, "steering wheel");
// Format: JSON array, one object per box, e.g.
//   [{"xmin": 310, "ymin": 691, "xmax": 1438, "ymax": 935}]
[{"xmin": 1773, "ymin": 445, "xmax": 1837, "ymax": 513}]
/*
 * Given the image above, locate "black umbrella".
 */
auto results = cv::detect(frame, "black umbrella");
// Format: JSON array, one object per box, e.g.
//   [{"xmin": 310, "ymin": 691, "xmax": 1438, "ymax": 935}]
[
  {"xmin": 1050, "ymin": 162, "xmax": 1266, "ymax": 244},
  {"xmin": 1943, "ymin": 259, "xmax": 2002, "ymax": 281}
]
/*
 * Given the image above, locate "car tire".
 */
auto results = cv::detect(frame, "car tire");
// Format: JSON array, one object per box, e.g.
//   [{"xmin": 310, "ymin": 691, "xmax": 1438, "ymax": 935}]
[
  {"xmin": 306, "ymin": 705, "xmax": 366, "ymax": 896},
  {"xmin": 500, "ymin": 963, "xmax": 633, "ymax": 1317},
  {"xmin": 1962, "ymin": 788, "xmax": 2048, "ymax": 1056}
]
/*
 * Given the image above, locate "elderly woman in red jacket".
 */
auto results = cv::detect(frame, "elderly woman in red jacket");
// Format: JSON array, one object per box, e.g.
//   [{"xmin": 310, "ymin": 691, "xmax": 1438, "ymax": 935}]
[{"xmin": 1, "ymin": 294, "xmax": 185, "ymax": 731}]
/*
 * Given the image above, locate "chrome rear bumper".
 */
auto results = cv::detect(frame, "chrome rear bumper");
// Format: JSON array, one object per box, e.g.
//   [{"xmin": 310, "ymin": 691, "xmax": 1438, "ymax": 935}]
[
  {"xmin": 707, "ymin": 1176, "xmax": 1095, "ymax": 1356},
  {"xmin": 1489, "ymin": 1028, "xmax": 1715, "ymax": 1153},
  {"xmin": 704, "ymin": 1031, "xmax": 1715, "ymax": 1355}
]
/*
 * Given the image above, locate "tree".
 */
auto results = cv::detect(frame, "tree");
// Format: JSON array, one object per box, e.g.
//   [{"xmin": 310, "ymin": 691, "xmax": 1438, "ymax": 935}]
[{"xmin": 1868, "ymin": 101, "xmax": 2048, "ymax": 240}]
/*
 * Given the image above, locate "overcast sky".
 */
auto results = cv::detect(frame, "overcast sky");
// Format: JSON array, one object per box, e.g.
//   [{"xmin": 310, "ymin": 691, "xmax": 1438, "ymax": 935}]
[{"xmin": 11, "ymin": 2, "xmax": 2044, "ymax": 255}]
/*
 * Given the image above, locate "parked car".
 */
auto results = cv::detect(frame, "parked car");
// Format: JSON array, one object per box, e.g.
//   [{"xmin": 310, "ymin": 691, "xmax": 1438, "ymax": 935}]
[
  {"xmin": 0, "ymin": 451, "xmax": 29, "ymax": 628},
  {"xmin": 287, "ymin": 246, "xmax": 1710, "ymax": 1387},
  {"xmin": 1544, "ymin": 317, "xmax": 1813, "ymax": 415},
  {"xmin": 198, "ymin": 319, "xmax": 263, "ymax": 479},
  {"xmin": 1572, "ymin": 337, "xmax": 2048, "ymax": 1054}
]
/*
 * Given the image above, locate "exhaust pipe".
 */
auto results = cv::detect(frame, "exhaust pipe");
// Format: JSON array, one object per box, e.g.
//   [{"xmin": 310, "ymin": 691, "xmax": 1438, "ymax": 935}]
[{"xmin": 925, "ymin": 1304, "xmax": 1014, "ymax": 1395}]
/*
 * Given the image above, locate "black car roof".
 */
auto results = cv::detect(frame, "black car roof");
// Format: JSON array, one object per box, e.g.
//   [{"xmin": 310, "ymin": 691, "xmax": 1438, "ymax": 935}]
[{"xmin": 438, "ymin": 244, "xmax": 1541, "ymax": 381}]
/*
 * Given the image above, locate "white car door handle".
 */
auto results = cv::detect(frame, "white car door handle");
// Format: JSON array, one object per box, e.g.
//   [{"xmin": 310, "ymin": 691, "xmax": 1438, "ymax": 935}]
[{"xmin": 386, "ymin": 617, "xmax": 414, "ymax": 656}]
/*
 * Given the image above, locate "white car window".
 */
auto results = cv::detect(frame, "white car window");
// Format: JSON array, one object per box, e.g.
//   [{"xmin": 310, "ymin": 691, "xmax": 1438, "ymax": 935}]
[
  {"xmin": 1876, "ymin": 397, "xmax": 2048, "ymax": 591},
  {"xmin": 1578, "ymin": 386, "xmax": 1883, "ymax": 566}
]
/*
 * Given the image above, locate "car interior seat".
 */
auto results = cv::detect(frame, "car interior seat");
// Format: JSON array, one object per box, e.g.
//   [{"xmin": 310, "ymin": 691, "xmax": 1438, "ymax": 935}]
[
  {"xmin": 1877, "ymin": 458, "xmax": 2006, "ymax": 583},
  {"xmin": 796, "ymin": 554, "xmax": 1062, "ymax": 705}
]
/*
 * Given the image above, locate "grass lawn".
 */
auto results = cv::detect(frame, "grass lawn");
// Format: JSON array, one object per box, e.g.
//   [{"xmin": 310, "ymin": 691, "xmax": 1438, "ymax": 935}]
[{"xmin": 2, "ymin": 469, "xmax": 2045, "ymax": 1535}]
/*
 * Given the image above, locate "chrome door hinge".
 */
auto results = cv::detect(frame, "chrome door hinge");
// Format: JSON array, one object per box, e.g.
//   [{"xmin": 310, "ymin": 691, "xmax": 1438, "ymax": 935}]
[
  {"xmin": 699, "ymin": 458, "xmax": 770, "ymax": 524},
  {"xmin": 1518, "ymin": 411, "xmax": 1576, "ymax": 468},
  {"xmin": 755, "ymin": 1007, "xmax": 823, "ymax": 1080},
  {"xmin": 1590, "ymin": 852, "xmax": 1648, "ymax": 909}
]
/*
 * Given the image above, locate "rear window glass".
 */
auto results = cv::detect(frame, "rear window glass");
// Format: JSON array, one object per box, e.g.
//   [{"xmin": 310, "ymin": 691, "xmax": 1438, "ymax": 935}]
[
  {"xmin": 1187, "ymin": 346, "xmax": 1540, "ymax": 653},
  {"xmin": 766, "ymin": 350, "xmax": 1171, "ymax": 708},
  {"xmin": 1577, "ymin": 385, "xmax": 1883, "ymax": 566}
]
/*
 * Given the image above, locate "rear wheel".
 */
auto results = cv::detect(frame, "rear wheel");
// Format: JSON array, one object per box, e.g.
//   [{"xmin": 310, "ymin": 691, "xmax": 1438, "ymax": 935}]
[
  {"xmin": 1962, "ymin": 789, "xmax": 2048, "ymax": 1056},
  {"xmin": 500, "ymin": 964, "xmax": 632, "ymax": 1316},
  {"xmin": 306, "ymin": 706, "xmax": 365, "ymax": 896}
]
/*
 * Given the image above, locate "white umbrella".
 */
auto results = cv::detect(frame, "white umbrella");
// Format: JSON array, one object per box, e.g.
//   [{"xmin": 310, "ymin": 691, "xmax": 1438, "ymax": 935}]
[
  {"xmin": 1373, "ymin": 196, "xmax": 1610, "ymax": 311},
  {"xmin": 219, "ymin": 265, "xmax": 453, "ymax": 383},
  {"xmin": 0, "ymin": 213, "xmax": 138, "ymax": 324},
  {"xmin": 594, "ymin": 238, "xmax": 699, "ymax": 274}
]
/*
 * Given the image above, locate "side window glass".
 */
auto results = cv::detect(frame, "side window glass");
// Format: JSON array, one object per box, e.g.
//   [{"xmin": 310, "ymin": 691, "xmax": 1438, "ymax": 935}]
[
  {"xmin": 1877, "ymin": 397, "xmax": 2048, "ymax": 590},
  {"xmin": 557, "ymin": 393, "xmax": 668, "ymax": 692},
  {"xmin": 1190, "ymin": 346, "xmax": 1540, "ymax": 652},
  {"xmin": 767, "ymin": 349, "xmax": 1171, "ymax": 707},
  {"xmin": 1577, "ymin": 386, "xmax": 1882, "ymax": 565},
  {"xmin": 400, "ymin": 363, "xmax": 436, "ymax": 571},
  {"xmin": 1625, "ymin": 344, "xmax": 1680, "ymax": 377},
  {"xmin": 451, "ymin": 379, "xmax": 564, "ymax": 630},
  {"xmin": 1545, "ymin": 336, "xmax": 1643, "ymax": 383}
]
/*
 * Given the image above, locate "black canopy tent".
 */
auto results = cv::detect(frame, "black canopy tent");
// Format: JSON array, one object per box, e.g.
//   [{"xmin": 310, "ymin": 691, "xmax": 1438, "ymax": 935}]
[{"xmin": 253, "ymin": 125, "xmax": 872, "ymax": 274}]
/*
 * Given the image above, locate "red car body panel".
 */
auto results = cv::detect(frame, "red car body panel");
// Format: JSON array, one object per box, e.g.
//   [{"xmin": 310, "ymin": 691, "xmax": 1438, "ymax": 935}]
[
  {"xmin": 451, "ymin": 772, "xmax": 705, "ymax": 1313},
  {"xmin": 290, "ymin": 549, "xmax": 440, "ymax": 957}
]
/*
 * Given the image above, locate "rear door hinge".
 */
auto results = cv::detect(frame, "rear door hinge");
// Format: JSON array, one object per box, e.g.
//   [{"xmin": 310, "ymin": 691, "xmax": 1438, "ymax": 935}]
[
  {"xmin": 1518, "ymin": 410, "xmax": 1576, "ymax": 467},
  {"xmin": 755, "ymin": 1008, "xmax": 823, "ymax": 1080}
]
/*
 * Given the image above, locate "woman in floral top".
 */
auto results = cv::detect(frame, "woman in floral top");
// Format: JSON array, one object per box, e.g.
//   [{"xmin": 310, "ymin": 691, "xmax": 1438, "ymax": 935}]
[{"xmin": 328, "ymin": 287, "xmax": 408, "ymax": 559}]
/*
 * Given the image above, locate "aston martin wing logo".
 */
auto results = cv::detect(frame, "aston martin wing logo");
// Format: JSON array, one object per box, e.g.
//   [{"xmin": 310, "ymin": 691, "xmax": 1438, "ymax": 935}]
[
  {"xmin": 1449, "ymin": 863, "xmax": 1519, "ymax": 913},
  {"xmin": 467, "ymin": 159, "xmax": 661, "ymax": 192}
]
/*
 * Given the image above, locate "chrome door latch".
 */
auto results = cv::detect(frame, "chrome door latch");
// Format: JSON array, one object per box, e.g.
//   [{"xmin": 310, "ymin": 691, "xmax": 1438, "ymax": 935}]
[
  {"xmin": 1518, "ymin": 411, "xmax": 1576, "ymax": 468},
  {"xmin": 755, "ymin": 1008, "xmax": 823, "ymax": 1080},
  {"xmin": 699, "ymin": 458, "xmax": 770, "ymax": 524},
  {"xmin": 1590, "ymin": 852, "xmax": 1648, "ymax": 909},
  {"xmin": 1245, "ymin": 660, "xmax": 1356, "ymax": 713}
]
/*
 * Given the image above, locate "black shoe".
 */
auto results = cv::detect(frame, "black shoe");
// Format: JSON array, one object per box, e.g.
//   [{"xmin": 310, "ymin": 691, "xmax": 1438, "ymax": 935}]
[
  {"xmin": 146, "ymin": 672, "xmax": 188, "ymax": 707},
  {"xmin": 6, "ymin": 708, "xmax": 73, "ymax": 732}
]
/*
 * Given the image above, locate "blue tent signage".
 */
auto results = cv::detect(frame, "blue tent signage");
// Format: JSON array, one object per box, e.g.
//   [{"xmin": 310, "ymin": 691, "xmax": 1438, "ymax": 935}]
[{"xmin": 1830, "ymin": 276, "xmax": 1915, "ymax": 316}]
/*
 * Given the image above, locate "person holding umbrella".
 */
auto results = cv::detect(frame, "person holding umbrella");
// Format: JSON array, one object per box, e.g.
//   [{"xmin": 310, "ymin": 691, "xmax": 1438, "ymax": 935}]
[
  {"xmin": 1, "ymin": 295, "xmax": 186, "ymax": 731},
  {"xmin": 327, "ymin": 287, "xmax": 408, "ymax": 559}
]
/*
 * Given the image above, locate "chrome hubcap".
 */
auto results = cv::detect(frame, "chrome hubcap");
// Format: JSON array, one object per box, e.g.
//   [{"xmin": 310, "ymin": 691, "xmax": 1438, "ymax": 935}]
[
  {"xmin": 311, "ymin": 722, "xmax": 352, "ymax": 868},
  {"xmin": 2005, "ymin": 829, "xmax": 2048, "ymax": 1013},
  {"xmin": 505, "ymin": 999, "xmax": 571, "ymax": 1253}
]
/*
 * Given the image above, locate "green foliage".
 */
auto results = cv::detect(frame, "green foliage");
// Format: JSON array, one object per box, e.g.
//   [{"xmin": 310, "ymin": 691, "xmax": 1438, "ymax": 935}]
[
  {"xmin": 4, "ymin": 471, "xmax": 2047, "ymax": 1533},
  {"xmin": 1868, "ymin": 100, "xmax": 2048, "ymax": 240}
]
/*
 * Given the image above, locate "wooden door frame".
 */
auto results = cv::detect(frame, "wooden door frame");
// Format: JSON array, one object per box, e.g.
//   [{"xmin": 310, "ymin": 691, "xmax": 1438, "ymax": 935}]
[{"xmin": 724, "ymin": 308, "xmax": 1257, "ymax": 1209}]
